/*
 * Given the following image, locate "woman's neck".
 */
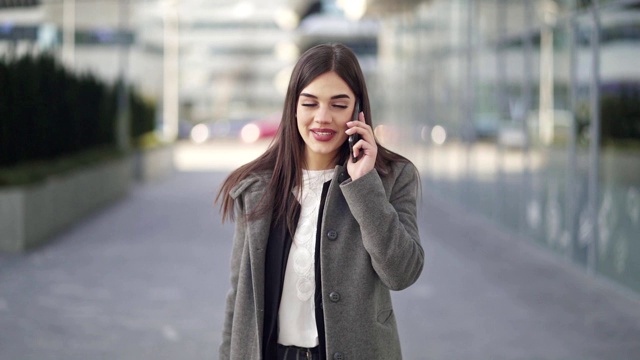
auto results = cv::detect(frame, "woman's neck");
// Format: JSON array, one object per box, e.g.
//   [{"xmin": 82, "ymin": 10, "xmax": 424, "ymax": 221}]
[{"xmin": 304, "ymin": 159, "xmax": 336, "ymax": 170}]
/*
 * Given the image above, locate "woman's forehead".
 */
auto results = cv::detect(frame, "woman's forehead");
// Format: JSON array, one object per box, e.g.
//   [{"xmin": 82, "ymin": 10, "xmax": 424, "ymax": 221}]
[{"xmin": 299, "ymin": 71, "xmax": 354, "ymax": 98}]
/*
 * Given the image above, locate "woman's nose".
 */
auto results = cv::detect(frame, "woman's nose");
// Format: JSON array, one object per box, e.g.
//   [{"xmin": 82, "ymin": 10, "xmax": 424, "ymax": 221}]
[{"xmin": 314, "ymin": 105, "xmax": 331, "ymax": 123}]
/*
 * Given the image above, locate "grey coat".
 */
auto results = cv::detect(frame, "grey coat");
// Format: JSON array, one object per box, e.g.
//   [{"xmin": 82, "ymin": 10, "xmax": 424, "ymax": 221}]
[{"xmin": 219, "ymin": 161, "xmax": 424, "ymax": 360}]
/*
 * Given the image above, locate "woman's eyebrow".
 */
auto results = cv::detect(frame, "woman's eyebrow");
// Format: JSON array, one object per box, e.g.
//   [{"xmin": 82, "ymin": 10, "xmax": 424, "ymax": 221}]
[{"xmin": 300, "ymin": 93, "xmax": 351, "ymax": 100}]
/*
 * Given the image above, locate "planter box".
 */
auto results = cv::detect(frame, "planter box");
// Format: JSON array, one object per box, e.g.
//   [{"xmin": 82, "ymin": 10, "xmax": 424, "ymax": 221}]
[
  {"xmin": 133, "ymin": 144, "xmax": 174, "ymax": 183},
  {"xmin": 0, "ymin": 156, "xmax": 133, "ymax": 252}
]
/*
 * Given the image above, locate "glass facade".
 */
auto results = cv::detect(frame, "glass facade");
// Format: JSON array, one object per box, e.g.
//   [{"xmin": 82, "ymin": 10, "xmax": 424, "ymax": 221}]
[{"xmin": 374, "ymin": 0, "xmax": 640, "ymax": 293}]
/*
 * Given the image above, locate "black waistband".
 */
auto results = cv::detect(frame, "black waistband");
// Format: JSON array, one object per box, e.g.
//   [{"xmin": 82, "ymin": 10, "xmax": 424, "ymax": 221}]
[{"xmin": 277, "ymin": 344, "xmax": 320, "ymax": 353}]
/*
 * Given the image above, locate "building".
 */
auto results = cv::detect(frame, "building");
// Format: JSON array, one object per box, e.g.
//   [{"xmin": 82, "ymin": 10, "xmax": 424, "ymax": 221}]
[{"xmin": 372, "ymin": 0, "xmax": 640, "ymax": 295}]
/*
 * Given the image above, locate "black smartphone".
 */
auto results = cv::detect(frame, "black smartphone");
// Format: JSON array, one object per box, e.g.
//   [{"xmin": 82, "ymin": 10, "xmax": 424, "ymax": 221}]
[{"xmin": 348, "ymin": 101, "xmax": 360, "ymax": 163}]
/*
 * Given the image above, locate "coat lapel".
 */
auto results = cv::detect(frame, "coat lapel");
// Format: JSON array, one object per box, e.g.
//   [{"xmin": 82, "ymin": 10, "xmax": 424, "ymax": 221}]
[
  {"xmin": 241, "ymin": 186, "xmax": 272, "ymax": 347},
  {"xmin": 322, "ymin": 165, "xmax": 349, "ymax": 221}
]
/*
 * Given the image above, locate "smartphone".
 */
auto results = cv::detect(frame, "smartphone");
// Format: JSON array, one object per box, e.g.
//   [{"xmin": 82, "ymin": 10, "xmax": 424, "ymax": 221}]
[{"xmin": 348, "ymin": 101, "xmax": 360, "ymax": 163}]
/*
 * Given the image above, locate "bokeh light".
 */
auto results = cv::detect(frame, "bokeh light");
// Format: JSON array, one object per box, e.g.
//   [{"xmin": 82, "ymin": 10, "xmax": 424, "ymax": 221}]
[
  {"xmin": 431, "ymin": 125, "xmax": 447, "ymax": 145},
  {"xmin": 241, "ymin": 123, "xmax": 261, "ymax": 143},
  {"xmin": 190, "ymin": 123, "xmax": 210, "ymax": 144}
]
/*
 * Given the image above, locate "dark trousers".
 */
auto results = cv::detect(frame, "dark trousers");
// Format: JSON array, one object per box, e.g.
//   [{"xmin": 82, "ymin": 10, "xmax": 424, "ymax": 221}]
[{"xmin": 276, "ymin": 344, "xmax": 321, "ymax": 360}]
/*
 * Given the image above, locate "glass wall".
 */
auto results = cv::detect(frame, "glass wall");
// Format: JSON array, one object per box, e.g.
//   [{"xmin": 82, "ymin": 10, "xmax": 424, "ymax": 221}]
[{"xmin": 375, "ymin": 0, "xmax": 640, "ymax": 294}]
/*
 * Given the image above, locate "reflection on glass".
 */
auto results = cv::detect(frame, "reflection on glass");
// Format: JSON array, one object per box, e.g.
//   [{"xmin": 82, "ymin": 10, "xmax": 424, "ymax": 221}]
[{"xmin": 378, "ymin": 0, "xmax": 640, "ymax": 295}]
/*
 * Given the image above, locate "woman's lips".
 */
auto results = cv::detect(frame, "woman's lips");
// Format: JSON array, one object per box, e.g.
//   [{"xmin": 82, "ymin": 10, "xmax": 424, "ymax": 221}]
[{"xmin": 311, "ymin": 129, "xmax": 336, "ymax": 142}]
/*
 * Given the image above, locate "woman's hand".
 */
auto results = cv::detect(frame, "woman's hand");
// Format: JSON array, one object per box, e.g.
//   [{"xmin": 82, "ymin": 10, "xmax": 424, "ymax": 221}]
[{"xmin": 345, "ymin": 111, "xmax": 377, "ymax": 180}]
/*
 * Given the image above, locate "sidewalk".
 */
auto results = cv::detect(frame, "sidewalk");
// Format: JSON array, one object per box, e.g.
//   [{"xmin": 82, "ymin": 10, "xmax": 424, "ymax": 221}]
[
  {"xmin": 1, "ymin": 163, "xmax": 639, "ymax": 359},
  {"xmin": 404, "ymin": 190, "xmax": 640, "ymax": 359}
]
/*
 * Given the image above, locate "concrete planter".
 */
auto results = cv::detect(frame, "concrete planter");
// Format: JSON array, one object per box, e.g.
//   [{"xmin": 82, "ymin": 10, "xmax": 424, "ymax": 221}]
[
  {"xmin": 133, "ymin": 144, "xmax": 174, "ymax": 183},
  {"xmin": 0, "ymin": 156, "xmax": 133, "ymax": 252}
]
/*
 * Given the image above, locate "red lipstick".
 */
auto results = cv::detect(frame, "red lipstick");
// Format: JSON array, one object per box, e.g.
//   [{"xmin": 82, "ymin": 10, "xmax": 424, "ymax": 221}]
[{"xmin": 310, "ymin": 128, "xmax": 336, "ymax": 142}]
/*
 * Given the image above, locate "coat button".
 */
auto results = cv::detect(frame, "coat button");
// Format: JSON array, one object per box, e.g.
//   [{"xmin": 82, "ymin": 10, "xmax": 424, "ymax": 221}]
[
  {"xmin": 333, "ymin": 352, "xmax": 344, "ymax": 360},
  {"xmin": 327, "ymin": 229, "xmax": 338, "ymax": 240},
  {"xmin": 329, "ymin": 292, "xmax": 340, "ymax": 302}
]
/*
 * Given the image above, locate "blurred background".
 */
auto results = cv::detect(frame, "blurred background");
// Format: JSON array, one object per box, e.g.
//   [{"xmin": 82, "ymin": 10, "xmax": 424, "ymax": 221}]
[{"xmin": 1, "ymin": 0, "xmax": 640, "ymax": 359}]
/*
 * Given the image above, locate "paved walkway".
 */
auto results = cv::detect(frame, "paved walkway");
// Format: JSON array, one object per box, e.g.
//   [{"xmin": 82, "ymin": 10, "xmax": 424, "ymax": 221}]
[{"xmin": 1, "ymin": 147, "xmax": 640, "ymax": 359}]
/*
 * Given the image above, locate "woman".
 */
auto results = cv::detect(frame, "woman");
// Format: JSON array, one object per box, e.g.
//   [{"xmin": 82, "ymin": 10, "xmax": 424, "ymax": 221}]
[{"xmin": 217, "ymin": 43, "xmax": 424, "ymax": 360}]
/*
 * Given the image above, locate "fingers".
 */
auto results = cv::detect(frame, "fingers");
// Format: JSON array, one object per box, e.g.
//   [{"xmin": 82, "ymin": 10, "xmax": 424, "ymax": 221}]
[
  {"xmin": 346, "ymin": 122, "xmax": 377, "ymax": 160},
  {"xmin": 345, "ymin": 115, "xmax": 374, "ymax": 142},
  {"xmin": 351, "ymin": 139, "xmax": 369, "ymax": 158}
]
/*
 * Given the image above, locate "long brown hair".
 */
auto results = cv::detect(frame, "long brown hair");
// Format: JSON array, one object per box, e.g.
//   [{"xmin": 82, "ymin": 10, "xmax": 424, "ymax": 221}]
[{"xmin": 216, "ymin": 43, "xmax": 409, "ymax": 233}]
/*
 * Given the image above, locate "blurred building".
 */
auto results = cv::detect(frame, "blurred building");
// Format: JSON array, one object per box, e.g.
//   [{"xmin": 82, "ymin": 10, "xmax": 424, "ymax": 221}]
[
  {"xmin": 0, "ymin": 0, "xmax": 161, "ymax": 106},
  {"xmin": 147, "ymin": 0, "xmax": 299, "ymax": 125},
  {"xmin": 373, "ymin": 0, "xmax": 640, "ymax": 295}
]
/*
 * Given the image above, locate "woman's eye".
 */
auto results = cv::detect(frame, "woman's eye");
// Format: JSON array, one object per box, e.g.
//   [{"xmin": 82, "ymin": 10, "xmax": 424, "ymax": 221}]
[
  {"xmin": 301, "ymin": 103, "xmax": 316, "ymax": 107},
  {"xmin": 333, "ymin": 104, "xmax": 348, "ymax": 109}
]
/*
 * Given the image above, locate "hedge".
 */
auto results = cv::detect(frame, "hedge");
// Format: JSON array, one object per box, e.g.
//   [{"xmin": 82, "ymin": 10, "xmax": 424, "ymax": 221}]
[{"xmin": 0, "ymin": 53, "xmax": 156, "ymax": 168}]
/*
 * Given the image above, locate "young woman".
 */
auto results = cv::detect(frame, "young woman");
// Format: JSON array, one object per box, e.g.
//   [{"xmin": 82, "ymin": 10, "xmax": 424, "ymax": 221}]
[{"xmin": 217, "ymin": 43, "xmax": 424, "ymax": 360}]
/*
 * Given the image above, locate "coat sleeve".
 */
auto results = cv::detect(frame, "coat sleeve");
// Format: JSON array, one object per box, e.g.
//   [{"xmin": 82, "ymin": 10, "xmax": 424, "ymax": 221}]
[
  {"xmin": 218, "ymin": 198, "xmax": 246, "ymax": 359},
  {"xmin": 340, "ymin": 162, "xmax": 424, "ymax": 290}
]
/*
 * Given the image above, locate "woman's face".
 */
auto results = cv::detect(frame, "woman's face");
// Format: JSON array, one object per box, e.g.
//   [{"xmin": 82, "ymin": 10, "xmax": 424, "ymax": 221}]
[{"xmin": 296, "ymin": 71, "xmax": 356, "ymax": 170}]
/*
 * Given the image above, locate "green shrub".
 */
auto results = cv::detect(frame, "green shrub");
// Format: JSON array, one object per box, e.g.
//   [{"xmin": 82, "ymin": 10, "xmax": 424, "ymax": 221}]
[
  {"xmin": 0, "ymin": 53, "xmax": 156, "ymax": 170},
  {"xmin": 129, "ymin": 86, "xmax": 156, "ymax": 140}
]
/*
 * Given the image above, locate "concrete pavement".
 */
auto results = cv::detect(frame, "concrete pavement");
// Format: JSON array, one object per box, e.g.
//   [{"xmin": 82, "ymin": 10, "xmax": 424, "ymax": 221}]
[
  {"xmin": 0, "ymin": 171, "xmax": 230, "ymax": 360},
  {"xmin": 1, "ymin": 146, "xmax": 640, "ymax": 359}
]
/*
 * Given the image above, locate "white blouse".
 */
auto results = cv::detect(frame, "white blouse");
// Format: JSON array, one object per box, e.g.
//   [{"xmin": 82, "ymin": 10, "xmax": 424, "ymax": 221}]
[{"xmin": 278, "ymin": 168, "xmax": 335, "ymax": 347}]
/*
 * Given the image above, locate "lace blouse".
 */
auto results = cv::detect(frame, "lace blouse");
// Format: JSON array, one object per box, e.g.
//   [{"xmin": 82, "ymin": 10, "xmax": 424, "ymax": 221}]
[{"xmin": 277, "ymin": 168, "xmax": 335, "ymax": 347}]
